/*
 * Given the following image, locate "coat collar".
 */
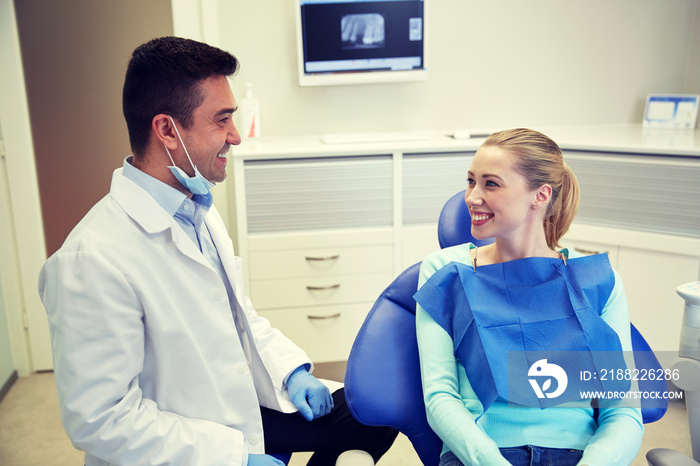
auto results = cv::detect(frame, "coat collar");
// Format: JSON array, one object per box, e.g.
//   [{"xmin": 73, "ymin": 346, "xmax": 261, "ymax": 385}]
[
  {"xmin": 109, "ymin": 168, "xmax": 175, "ymax": 235},
  {"xmin": 109, "ymin": 168, "xmax": 218, "ymax": 270}
]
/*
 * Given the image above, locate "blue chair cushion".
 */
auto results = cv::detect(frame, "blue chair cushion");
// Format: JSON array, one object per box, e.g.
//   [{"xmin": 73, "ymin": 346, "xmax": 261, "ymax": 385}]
[
  {"xmin": 345, "ymin": 262, "xmax": 442, "ymax": 466},
  {"xmin": 630, "ymin": 323, "xmax": 669, "ymax": 423}
]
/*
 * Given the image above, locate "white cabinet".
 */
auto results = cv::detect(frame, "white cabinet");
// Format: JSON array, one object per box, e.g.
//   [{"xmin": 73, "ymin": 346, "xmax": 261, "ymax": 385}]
[
  {"xmin": 243, "ymin": 155, "xmax": 393, "ymax": 233},
  {"xmin": 246, "ymin": 229, "xmax": 394, "ymax": 362},
  {"xmin": 229, "ymin": 127, "xmax": 700, "ymax": 363},
  {"xmin": 564, "ymin": 151, "xmax": 700, "ymax": 238},
  {"xmin": 617, "ymin": 248, "xmax": 699, "ymax": 355},
  {"xmin": 561, "ymin": 148, "xmax": 700, "ymax": 358},
  {"xmin": 236, "ymin": 151, "xmax": 397, "ymax": 363},
  {"xmin": 258, "ymin": 303, "xmax": 373, "ymax": 364},
  {"xmin": 562, "ymin": 223, "xmax": 700, "ymax": 362}
]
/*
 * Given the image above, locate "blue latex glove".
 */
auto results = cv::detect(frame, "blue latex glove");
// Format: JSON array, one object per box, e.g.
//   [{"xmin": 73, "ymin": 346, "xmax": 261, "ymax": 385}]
[
  {"xmin": 247, "ymin": 454, "xmax": 286, "ymax": 466},
  {"xmin": 286, "ymin": 365, "xmax": 333, "ymax": 421}
]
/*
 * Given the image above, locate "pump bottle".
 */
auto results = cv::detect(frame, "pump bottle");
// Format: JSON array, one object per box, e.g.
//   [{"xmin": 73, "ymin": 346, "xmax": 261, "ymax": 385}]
[{"xmin": 240, "ymin": 82, "xmax": 261, "ymax": 138}]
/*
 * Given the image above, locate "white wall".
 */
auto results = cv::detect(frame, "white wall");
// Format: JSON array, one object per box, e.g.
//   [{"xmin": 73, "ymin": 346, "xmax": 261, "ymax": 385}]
[
  {"xmin": 0, "ymin": 269, "xmax": 16, "ymax": 387},
  {"xmin": 0, "ymin": 119, "xmax": 18, "ymax": 384},
  {"xmin": 686, "ymin": 1, "xmax": 700, "ymax": 92},
  {"xmin": 219, "ymin": 0, "xmax": 700, "ymax": 137},
  {"xmin": 0, "ymin": 0, "xmax": 49, "ymax": 375}
]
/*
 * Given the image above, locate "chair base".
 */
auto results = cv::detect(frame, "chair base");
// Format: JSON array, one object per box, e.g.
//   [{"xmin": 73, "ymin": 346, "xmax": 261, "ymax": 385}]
[{"xmin": 336, "ymin": 449, "xmax": 375, "ymax": 466}]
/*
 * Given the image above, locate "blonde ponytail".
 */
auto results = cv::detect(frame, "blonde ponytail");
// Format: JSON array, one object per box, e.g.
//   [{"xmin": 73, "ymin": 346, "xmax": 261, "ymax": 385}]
[{"xmin": 544, "ymin": 163, "xmax": 579, "ymax": 249}]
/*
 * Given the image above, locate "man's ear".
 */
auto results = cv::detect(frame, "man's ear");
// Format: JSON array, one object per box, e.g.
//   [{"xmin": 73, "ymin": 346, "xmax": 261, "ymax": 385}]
[
  {"xmin": 152, "ymin": 114, "xmax": 178, "ymax": 150},
  {"xmin": 532, "ymin": 184, "xmax": 553, "ymax": 210}
]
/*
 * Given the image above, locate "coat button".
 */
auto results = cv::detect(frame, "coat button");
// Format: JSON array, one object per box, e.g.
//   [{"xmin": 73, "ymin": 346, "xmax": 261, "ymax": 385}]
[
  {"xmin": 236, "ymin": 364, "xmax": 246, "ymax": 374},
  {"xmin": 249, "ymin": 434, "xmax": 259, "ymax": 445},
  {"xmin": 213, "ymin": 289, "xmax": 226, "ymax": 301}
]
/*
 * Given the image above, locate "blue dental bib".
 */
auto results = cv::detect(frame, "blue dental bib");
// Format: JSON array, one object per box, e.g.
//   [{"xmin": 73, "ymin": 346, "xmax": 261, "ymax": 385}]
[{"xmin": 414, "ymin": 253, "xmax": 631, "ymax": 410}]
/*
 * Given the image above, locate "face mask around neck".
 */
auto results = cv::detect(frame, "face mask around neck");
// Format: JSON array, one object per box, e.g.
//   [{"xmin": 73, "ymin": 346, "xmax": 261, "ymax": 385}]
[{"xmin": 163, "ymin": 115, "xmax": 215, "ymax": 196}]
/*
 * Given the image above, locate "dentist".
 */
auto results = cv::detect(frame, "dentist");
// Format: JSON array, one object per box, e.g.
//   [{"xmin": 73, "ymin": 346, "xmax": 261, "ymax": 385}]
[{"xmin": 38, "ymin": 36, "xmax": 396, "ymax": 466}]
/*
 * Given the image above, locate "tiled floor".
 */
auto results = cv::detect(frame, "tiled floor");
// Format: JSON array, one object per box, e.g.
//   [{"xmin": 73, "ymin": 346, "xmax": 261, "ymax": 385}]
[{"xmin": 0, "ymin": 372, "xmax": 693, "ymax": 465}]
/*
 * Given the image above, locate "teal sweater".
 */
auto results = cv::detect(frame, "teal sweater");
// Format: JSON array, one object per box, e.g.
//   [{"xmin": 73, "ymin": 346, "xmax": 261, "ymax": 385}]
[{"xmin": 415, "ymin": 243, "xmax": 644, "ymax": 466}]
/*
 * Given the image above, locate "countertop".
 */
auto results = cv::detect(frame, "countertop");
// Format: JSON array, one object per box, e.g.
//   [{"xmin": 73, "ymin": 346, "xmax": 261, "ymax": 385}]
[{"xmin": 232, "ymin": 123, "xmax": 700, "ymax": 159}]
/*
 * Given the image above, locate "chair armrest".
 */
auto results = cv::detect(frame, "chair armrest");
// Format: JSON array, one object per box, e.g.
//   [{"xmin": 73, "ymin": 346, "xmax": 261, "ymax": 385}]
[{"xmin": 646, "ymin": 448, "xmax": 700, "ymax": 466}]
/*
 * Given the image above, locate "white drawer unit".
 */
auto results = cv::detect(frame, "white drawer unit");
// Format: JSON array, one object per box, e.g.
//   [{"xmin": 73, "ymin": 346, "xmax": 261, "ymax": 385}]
[
  {"xmin": 250, "ymin": 272, "xmax": 393, "ymax": 310},
  {"xmin": 228, "ymin": 126, "xmax": 700, "ymax": 363},
  {"xmin": 242, "ymin": 227, "xmax": 395, "ymax": 362},
  {"xmin": 260, "ymin": 303, "xmax": 372, "ymax": 363},
  {"xmin": 248, "ymin": 232, "xmax": 393, "ymax": 309},
  {"xmin": 248, "ymin": 243, "xmax": 394, "ymax": 280}
]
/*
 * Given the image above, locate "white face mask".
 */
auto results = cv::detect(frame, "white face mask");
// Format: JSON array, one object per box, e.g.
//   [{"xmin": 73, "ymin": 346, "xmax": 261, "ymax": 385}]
[{"xmin": 163, "ymin": 115, "xmax": 215, "ymax": 196}]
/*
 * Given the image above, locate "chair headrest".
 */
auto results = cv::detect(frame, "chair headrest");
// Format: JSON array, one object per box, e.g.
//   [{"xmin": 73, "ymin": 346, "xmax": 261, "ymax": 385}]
[{"xmin": 437, "ymin": 190, "xmax": 494, "ymax": 249}]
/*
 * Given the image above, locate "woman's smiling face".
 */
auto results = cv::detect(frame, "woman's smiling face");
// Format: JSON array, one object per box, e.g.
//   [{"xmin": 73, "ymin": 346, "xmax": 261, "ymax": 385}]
[{"xmin": 465, "ymin": 145, "xmax": 542, "ymax": 243}]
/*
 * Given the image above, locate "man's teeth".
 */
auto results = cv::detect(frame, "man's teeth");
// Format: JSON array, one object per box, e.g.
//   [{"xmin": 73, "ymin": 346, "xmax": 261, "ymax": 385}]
[
  {"xmin": 473, "ymin": 214, "xmax": 492, "ymax": 221},
  {"xmin": 217, "ymin": 153, "xmax": 227, "ymax": 159}
]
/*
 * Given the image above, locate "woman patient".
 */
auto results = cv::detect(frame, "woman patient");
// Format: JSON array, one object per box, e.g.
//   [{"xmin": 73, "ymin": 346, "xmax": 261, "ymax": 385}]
[{"xmin": 414, "ymin": 128, "xmax": 643, "ymax": 466}]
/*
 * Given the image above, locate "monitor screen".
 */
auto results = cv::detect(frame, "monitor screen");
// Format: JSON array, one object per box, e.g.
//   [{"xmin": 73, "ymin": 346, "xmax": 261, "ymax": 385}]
[{"xmin": 296, "ymin": 0, "xmax": 428, "ymax": 86}]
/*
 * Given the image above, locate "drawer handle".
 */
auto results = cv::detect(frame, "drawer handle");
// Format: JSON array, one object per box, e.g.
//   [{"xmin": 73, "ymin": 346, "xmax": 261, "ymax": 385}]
[
  {"xmin": 574, "ymin": 247, "xmax": 605, "ymax": 255},
  {"xmin": 307, "ymin": 313, "xmax": 341, "ymax": 320},
  {"xmin": 305, "ymin": 254, "xmax": 340, "ymax": 262},
  {"xmin": 306, "ymin": 284, "xmax": 341, "ymax": 291}
]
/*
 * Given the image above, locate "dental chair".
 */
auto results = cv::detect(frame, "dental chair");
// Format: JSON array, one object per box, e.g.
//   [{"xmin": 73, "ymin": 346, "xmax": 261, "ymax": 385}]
[
  {"xmin": 345, "ymin": 190, "xmax": 670, "ymax": 465},
  {"xmin": 646, "ymin": 283, "xmax": 700, "ymax": 466}
]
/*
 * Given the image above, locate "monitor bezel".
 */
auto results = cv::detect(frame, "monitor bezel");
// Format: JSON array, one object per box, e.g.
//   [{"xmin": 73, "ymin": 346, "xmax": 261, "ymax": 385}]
[{"xmin": 295, "ymin": 0, "xmax": 429, "ymax": 87}]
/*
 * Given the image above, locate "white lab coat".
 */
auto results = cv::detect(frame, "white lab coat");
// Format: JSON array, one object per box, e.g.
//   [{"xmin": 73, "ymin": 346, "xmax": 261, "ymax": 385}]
[{"xmin": 38, "ymin": 168, "xmax": 312, "ymax": 466}]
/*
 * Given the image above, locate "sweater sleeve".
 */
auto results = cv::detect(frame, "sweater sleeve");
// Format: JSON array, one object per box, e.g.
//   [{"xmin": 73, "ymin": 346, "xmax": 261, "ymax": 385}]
[
  {"xmin": 416, "ymin": 245, "xmax": 511, "ymax": 466},
  {"xmin": 578, "ymin": 269, "xmax": 644, "ymax": 466}
]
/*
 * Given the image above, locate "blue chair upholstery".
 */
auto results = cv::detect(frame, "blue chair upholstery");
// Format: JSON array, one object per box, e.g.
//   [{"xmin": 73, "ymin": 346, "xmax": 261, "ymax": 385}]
[
  {"xmin": 345, "ymin": 262, "xmax": 441, "ymax": 466},
  {"xmin": 437, "ymin": 190, "xmax": 494, "ymax": 249},
  {"xmin": 345, "ymin": 191, "xmax": 668, "ymax": 465},
  {"xmin": 629, "ymin": 324, "xmax": 669, "ymax": 423}
]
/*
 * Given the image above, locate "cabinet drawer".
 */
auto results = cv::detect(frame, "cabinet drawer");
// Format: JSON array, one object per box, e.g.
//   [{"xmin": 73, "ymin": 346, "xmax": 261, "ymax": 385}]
[
  {"xmin": 248, "ymin": 244, "xmax": 393, "ymax": 280},
  {"xmin": 250, "ymin": 272, "xmax": 391, "ymax": 310},
  {"xmin": 260, "ymin": 302, "xmax": 371, "ymax": 363}
]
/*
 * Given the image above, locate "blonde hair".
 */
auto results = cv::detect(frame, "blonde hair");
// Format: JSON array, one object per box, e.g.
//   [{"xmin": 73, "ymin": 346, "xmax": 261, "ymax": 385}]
[{"xmin": 482, "ymin": 128, "xmax": 579, "ymax": 249}]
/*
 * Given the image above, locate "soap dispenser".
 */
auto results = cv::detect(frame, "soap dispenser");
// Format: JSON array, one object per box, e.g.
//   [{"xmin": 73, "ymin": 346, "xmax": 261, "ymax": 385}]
[{"xmin": 240, "ymin": 82, "xmax": 261, "ymax": 138}]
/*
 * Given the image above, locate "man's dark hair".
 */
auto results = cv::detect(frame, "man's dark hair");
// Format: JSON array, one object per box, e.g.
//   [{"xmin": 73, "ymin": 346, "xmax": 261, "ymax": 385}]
[{"xmin": 122, "ymin": 36, "xmax": 239, "ymax": 156}]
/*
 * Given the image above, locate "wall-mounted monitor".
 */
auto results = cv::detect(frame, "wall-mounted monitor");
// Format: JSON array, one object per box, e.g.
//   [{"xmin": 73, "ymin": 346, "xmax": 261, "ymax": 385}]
[{"xmin": 295, "ymin": 0, "xmax": 428, "ymax": 86}]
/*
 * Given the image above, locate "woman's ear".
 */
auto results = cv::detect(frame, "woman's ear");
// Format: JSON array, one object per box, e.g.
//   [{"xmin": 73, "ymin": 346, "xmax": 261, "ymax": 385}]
[
  {"xmin": 152, "ymin": 114, "xmax": 178, "ymax": 150},
  {"xmin": 532, "ymin": 184, "xmax": 553, "ymax": 210}
]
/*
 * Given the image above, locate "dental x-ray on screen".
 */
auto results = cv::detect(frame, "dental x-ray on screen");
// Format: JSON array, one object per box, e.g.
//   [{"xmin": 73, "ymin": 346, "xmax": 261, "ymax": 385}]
[{"xmin": 296, "ymin": 0, "xmax": 428, "ymax": 86}]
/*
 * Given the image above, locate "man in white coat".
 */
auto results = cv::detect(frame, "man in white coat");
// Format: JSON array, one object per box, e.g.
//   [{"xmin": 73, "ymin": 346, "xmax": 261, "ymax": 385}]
[{"xmin": 38, "ymin": 36, "xmax": 397, "ymax": 466}]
